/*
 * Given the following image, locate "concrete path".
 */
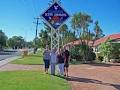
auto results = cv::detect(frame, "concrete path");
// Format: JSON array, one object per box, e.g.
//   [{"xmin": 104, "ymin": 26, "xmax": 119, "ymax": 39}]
[
  {"xmin": 0, "ymin": 56, "xmax": 21, "ymax": 67},
  {"xmin": 0, "ymin": 63, "xmax": 43, "ymax": 71}
]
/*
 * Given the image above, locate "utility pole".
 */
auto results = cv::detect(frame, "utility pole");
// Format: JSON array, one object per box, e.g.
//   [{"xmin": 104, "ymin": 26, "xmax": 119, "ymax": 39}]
[
  {"xmin": 33, "ymin": 17, "xmax": 40, "ymax": 54},
  {"xmin": 33, "ymin": 17, "xmax": 40, "ymax": 39}
]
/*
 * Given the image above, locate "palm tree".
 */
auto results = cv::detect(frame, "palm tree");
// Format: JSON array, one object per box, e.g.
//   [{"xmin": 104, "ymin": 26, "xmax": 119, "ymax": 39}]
[
  {"xmin": 94, "ymin": 21, "xmax": 105, "ymax": 40},
  {"xmin": 71, "ymin": 12, "xmax": 93, "ymax": 62},
  {"xmin": 72, "ymin": 12, "xmax": 92, "ymax": 41}
]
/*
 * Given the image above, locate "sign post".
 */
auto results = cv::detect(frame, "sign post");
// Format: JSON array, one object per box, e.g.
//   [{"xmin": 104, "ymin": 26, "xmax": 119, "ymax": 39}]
[{"xmin": 41, "ymin": 1, "xmax": 69, "ymax": 50}]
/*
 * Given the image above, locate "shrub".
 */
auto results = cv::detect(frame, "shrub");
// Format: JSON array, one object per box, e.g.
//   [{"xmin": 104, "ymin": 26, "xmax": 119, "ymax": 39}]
[
  {"xmin": 70, "ymin": 45, "xmax": 96, "ymax": 62},
  {"xmin": 70, "ymin": 45, "xmax": 82, "ymax": 61},
  {"xmin": 86, "ymin": 48, "xmax": 96, "ymax": 61},
  {"xmin": 110, "ymin": 43, "xmax": 120, "ymax": 59},
  {"xmin": 99, "ymin": 40, "xmax": 120, "ymax": 61},
  {"xmin": 98, "ymin": 56, "xmax": 104, "ymax": 62}
]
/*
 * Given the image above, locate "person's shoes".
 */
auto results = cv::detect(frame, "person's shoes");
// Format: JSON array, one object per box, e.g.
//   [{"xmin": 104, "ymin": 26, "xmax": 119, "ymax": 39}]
[
  {"xmin": 66, "ymin": 75, "xmax": 69, "ymax": 77},
  {"xmin": 51, "ymin": 74, "xmax": 55, "ymax": 76}
]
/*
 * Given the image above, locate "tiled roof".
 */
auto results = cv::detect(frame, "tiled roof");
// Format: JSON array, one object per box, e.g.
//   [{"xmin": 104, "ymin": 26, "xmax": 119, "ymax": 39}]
[
  {"xmin": 66, "ymin": 33, "xmax": 120, "ymax": 47},
  {"xmin": 93, "ymin": 33, "xmax": 120, "ymax": 46}
]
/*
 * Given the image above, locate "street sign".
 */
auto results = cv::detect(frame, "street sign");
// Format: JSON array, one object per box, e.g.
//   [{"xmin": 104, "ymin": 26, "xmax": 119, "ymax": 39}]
[{"xmin": 41, "ymin": 2, "xmax": 69, "ymax": 30}]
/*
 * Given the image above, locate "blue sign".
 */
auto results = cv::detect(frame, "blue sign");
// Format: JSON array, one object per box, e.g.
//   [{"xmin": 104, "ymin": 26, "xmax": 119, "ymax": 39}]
[{"xmin": 41, "ymin": 2, "xmax": 69, "ymax": 30}]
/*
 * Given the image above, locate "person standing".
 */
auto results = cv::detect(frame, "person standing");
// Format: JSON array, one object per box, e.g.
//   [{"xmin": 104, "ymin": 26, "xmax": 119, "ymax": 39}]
[
  {"xmin": 57, "ymin": 49, "xmax": 65, "ymax": 76},
  {"xmin": 64, "ymin": 47, "xmax": 70, "ymax": 77},
  {"xmin": 43, "ymin": 46, "xmax": 50, "ymax": 74},
  {"xmin": 50, "ymin": 48, "xmax": 57, "ymax": 75}
]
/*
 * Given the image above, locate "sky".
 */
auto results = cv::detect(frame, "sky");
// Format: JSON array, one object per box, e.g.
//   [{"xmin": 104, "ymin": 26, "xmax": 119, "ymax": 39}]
[{"xmin": 0, "ymin": 0, "xmax": 120, "ymax": 41}]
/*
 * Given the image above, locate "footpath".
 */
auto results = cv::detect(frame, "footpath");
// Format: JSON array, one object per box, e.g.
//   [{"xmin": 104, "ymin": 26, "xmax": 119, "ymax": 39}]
[{"xmin": 0, "ymin": 56, "xmax": 21, "ymax": 67}]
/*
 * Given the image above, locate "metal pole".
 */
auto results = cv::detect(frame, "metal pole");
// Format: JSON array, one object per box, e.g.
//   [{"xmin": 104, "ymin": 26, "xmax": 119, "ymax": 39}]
[
  {"xmin": 58, "ymin": 30, "xmax": 60, "ymax": 49},
  {"xmin": 51, "ymin": 28, "xmax": 53, "ymax": 51},
  {"xmin": 50, "ymin": 0, "xmax": 60, "ymax": 50}
]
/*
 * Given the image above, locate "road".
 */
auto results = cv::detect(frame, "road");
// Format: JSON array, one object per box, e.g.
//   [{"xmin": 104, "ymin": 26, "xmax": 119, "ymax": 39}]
[
  {"xmin": 0, "ymin": 49, "xmax": 34, "ymax": 61},
  {"xmin": 0, "ymin": 50, "xmax": 21, "ymax": 61}
]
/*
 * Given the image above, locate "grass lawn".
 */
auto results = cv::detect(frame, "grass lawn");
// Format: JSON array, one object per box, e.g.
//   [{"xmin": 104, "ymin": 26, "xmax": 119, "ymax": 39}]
[
  {"xmin": 0, "ymin": 71, "xmax": 70, "ymax": 90},
  {"xmin": 11, "ymin": 51, "xmax": 44, "ymax": 65}
]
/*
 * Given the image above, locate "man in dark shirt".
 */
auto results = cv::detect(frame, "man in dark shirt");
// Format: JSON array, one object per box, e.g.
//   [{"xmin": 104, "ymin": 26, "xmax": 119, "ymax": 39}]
[{"xmin": 64, "ymin": 47, "xmax": 70, "ymax": 77}]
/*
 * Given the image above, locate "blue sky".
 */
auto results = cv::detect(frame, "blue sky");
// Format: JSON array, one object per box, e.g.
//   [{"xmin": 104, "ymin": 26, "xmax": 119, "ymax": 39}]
[{"xmin": 0, "ymin": 0, "xmax": 120, "ymax": 41}]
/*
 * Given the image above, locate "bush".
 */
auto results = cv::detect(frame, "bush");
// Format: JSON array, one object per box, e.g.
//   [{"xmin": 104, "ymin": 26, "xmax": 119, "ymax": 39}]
[
  {"xmin": 110, "ymin": 43, "xmax": 120, "ymax": 59},
  {"xmin": 99, "ymin": 41, "xmax": 120, "ymax": 61},
  {"xmin": 98, "ymin": 56, "xmax": 104, "ymax": 62},
  {"xmin": 70, "ymin": 45, "xmax": 82, "ymax": 61},
  {"xmin": 86, "ymin": 48, "xmax": 96, "ymax": 61},
  {"xmin": 70, "ymin": 45, "xmax": 96, "ymax": 62}
]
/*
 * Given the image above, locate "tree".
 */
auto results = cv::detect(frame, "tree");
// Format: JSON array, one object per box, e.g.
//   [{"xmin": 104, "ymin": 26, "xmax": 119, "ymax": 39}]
[
  {"xmin": 25, "ymin": 41, "xmax": 34, "ymax": 48},
  {"xmin": 99, "ymin": 39, "xmax": 113, "ymax": 62},
  {"xmin": 7, "ymin": 38, "xmax": 14, "ymax": 48},
  {"xmin": 71, "ymin": 12, "xmax": 93, "ymax": 62},
  {"xmin": 7, "ymin": 36, "xmax": 25, "ymax": 49},
  {"xmin": 63, "ymin": 30, "xmax": 76, "ymax": 45},
  {"xmin": 0, "ymin": 30, "xmax": 7, "ymax": 50},
  {"xmin": 71, "ymin": 12, "xmax": 92, "ymax": 38},
  {"xmin": 94, "ymin": 21, "xmax": 105, "ymax": 40},
  {"xmin": 39, "ymin": 29, "xmax": 50, "ymax": 48}
]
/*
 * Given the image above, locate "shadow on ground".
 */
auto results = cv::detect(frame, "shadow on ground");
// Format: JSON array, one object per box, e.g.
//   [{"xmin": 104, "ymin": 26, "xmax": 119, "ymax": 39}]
[
  {"xmin": 67, "ymin": 76, "xmax": 120, "ymax": 90},
  {"xmin": 27, "ymin": 64, "xmax": 44, "ymax": 65},
  {"xmin": 70, "ymin": 61, "xmax": 120, "ymax": 67},
  {"xmin": 88, "ymin": 63, "xmax": 120, "ymax": 67}
]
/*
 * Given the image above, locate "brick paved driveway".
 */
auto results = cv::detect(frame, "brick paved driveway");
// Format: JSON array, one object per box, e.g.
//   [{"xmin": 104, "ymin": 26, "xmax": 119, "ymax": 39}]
[{"xmin": 67, "ymin": 63, "xmax": 120, "ymax": 90}]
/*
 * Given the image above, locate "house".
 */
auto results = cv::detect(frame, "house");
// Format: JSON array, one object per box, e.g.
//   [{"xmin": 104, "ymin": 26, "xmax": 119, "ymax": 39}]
[
  {"xmin": 93, "ymin": 33, "xmax": 120, "ymax": 52},
  {"xmin": 65, "ymin": 33, "xmax": 120, "ymax": 52}
]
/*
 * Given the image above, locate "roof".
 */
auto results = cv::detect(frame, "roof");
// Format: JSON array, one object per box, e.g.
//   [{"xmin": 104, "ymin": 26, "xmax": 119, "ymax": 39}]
[
  {"xmin": 65, "ymin": 33, "xmax": 120, "ymax": 47},
  {"xmin": 93, "ymin": 33, "xmax": 120, "ymax": 46}
]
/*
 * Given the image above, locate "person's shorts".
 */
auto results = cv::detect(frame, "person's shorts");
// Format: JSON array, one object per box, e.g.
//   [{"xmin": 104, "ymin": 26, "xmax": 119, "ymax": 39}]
[
  {"xmin": 64, "ymin": 63, "xmax": 69, "ymax": 68},
  {"xmin": 44, "ymin": 59, "xmax": 50, "ymax": 68}
]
